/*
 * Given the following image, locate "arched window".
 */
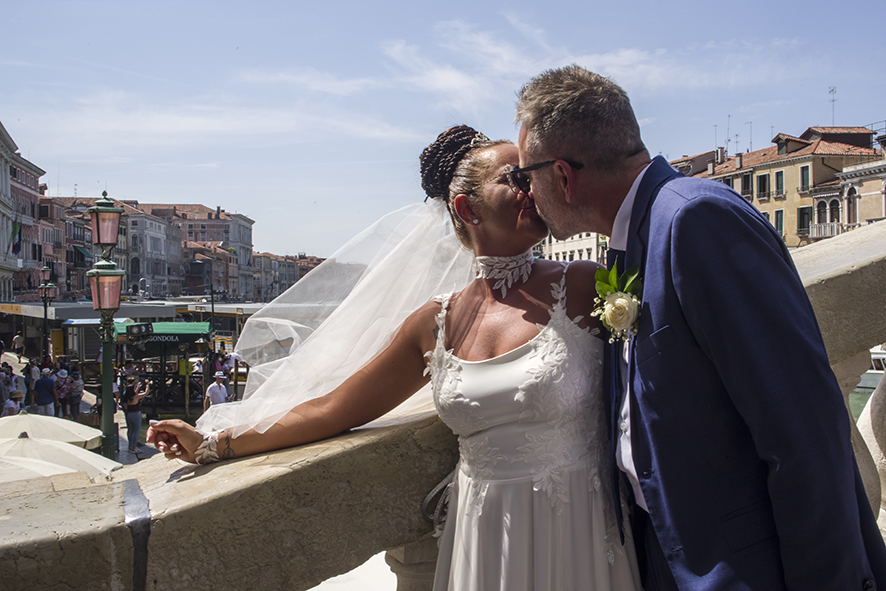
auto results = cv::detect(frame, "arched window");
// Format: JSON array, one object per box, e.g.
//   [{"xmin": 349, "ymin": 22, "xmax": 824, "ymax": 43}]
[
  {"xmin": 846, "ymin": 188, "xmax": 858, "ymax": 225},
  {"xmin": 816, "ymin": 201, "xmax": 828, "ymax": 224},
  {"xmin": 828, "ymin": 199, "xmax": 841, "ymax": 223}
]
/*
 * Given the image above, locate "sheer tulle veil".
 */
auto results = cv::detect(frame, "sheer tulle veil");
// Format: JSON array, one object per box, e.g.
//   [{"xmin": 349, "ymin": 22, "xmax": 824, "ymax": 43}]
[{"xmin": 196, "ymin": 200, "xmax": 475, "ymax": 437}]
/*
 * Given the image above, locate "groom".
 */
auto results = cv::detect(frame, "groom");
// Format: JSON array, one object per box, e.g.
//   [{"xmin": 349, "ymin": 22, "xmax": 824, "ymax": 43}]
[{"xmin": 513, "ymin": 64, "xmax": 886, "ymax": 590}]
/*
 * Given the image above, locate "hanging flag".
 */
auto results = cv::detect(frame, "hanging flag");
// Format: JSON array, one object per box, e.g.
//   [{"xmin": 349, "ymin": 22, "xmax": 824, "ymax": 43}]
[{"xmin": 10, "ymin": 216, "xmax": 22, "ymax": 255}]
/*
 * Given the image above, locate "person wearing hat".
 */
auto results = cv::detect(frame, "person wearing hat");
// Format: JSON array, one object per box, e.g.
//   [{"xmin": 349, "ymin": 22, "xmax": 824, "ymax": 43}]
[
  {"xmin": 204, "ymin": 371, "xmax": 228, "ymax": 412},
  {"xmin": 2, "ymin": 389, "xmax": 24, "ymax": 416},
  {"xmin": 33, "ymin": 368, "xmax": 58, "ymax": 416},
  {"xmin": 68, "ymin": 371, "xmax": 85, "ymax": 422},
  {"xmin": 54, "ymin": 368, "xmax": 71, "ymax": 419}
]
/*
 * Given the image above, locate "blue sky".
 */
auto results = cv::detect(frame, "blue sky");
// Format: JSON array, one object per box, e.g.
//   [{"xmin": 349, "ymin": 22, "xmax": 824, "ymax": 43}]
[{"xmin": 3, "ymin": 0, "xmax": 884, "ymax": 256}]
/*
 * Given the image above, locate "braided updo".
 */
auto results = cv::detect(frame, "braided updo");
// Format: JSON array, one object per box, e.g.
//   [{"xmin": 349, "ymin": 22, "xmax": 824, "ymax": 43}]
[{"xmin": 420, "ymin": 125, "xmax": 510, "ymax": 248}]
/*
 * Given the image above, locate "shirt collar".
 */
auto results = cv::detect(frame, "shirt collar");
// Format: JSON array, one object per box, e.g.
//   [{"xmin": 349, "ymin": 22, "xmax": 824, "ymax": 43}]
[{"xmin": 608, "ymin": 162, "xmax": 652, "ymax": 251}]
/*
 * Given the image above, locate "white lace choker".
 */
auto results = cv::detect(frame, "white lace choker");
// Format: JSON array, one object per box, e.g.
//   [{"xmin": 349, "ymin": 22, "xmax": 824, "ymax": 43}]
[{"xmin": 473, "ymin": 250, "xmax": 535, "ymax": 298}]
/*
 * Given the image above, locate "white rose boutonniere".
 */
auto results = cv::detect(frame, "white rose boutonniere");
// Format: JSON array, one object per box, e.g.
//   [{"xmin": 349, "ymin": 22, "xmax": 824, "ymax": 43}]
[{"xmin": 591, "ymin": 263, "xmax": 642, "ymax": 343}]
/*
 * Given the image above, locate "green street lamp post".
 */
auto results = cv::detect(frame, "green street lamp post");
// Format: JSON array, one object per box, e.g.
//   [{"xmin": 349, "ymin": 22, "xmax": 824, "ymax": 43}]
[
  {"xmin": 37, "ymin": 265, "xmax": 56, "ymax": 362},
  {"xmin": 86, "ymin": 191, "xmax": 126, "ymax": 460}
]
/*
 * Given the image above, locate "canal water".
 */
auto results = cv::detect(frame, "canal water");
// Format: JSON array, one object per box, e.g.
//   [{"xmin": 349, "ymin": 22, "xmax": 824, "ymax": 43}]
[{"xmin": 850, "ymin": 388, "xmax": 875, "ymax": 422}]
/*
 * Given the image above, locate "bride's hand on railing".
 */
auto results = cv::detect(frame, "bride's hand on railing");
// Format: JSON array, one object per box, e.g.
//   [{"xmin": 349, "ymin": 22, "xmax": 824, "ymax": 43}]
[{"xmin": 147, "ymin": 419, "xmax": 206, "ymax": 464}]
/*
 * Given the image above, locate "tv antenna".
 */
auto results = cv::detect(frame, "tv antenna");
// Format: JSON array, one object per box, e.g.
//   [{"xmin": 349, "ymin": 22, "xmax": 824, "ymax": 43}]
[
  {"xmin": 746, "ymin": 121, "xmax": 753, "ymax": 152},
  {"xmin": 829, "ymin": 87, "xmax": 837, "ymax": 126}
]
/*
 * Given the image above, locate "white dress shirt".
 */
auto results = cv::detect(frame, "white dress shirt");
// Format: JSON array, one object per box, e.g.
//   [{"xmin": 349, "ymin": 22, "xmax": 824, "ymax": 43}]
[{"xmin": 609, "ymin": 162, "xmax": 652, "ymax": 512}]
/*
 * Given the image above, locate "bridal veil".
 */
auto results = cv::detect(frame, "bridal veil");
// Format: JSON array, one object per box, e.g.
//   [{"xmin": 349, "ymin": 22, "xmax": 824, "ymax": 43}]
[{"xmin": 197, "ymin": 200, "xmax": 475, "ymax": 437}]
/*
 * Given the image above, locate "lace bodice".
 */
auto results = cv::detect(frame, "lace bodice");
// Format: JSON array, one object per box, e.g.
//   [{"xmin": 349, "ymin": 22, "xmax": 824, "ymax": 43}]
[{"xmin": 424, "ymin": 267, "xmax": 607, "ymax": 514}]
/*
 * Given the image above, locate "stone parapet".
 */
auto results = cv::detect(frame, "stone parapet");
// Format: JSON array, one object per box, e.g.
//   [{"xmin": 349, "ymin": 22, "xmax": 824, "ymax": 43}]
[{"xmin": 2, "ymin": 413, "xmax": 457, "ymax": 591}]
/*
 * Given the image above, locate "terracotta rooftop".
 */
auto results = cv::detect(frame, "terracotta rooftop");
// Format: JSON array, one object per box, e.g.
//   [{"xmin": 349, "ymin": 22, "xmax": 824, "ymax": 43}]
[
  {"xmin": 138, "ymin": 203, "xmax": 236, "ymax": 221},
  {"xmin": 669, "ymin": 150, "xmax": 714, "ymax": 165},
  {"xmin": 804, "ymin": 126, "xmax": 874, "ymax": 135},
  {"xmin": 696, "ymin": 140, "xmax": 881, "ymax": 178},
  {"xmin": 772, "ymin": 133, "xmax": 810, "ymax": 144}
]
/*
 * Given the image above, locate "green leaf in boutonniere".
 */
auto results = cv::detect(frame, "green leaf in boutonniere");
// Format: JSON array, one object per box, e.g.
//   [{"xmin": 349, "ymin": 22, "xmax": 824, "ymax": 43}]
[{"xmin": 591, "ymin": 262, "xmax": 643, "ymax": 343}]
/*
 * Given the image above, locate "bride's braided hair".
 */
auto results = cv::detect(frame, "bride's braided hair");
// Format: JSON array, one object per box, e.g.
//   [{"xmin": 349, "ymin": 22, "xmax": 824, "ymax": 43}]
[{"xmin": 420, "ymin": 125, "xmax": 509, "ymax": 248}]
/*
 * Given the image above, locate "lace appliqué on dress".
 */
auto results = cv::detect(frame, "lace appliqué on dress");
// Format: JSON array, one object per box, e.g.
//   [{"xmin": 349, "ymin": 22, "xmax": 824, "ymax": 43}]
[
  {"xmin": 459, "ymin": 436, "xmax": 506, "ymax": 521},
  {"xmin": 424, "ymin": 294, "xmax": 487, "ymax": 438},
  {"xmin": 513, "ymin": 272, "xmax": 596, "ymax": 513}
]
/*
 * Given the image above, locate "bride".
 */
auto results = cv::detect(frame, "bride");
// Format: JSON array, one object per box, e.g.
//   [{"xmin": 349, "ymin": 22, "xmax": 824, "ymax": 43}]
[{"xmin": 148, "ymin": 126, "xmax": 640, "ymax": 591}]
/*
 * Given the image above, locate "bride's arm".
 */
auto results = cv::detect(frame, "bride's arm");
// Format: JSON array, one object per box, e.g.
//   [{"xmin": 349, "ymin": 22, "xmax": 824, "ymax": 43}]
[{"xmin": 148, "ymin": 303, "xmax": 438, "ymax": 463}]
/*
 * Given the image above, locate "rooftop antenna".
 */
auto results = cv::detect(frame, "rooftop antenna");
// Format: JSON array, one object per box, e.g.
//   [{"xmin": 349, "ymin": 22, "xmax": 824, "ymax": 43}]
[
  {"xmin": 829, "ymin": 86, "xmax": 837, "ymax": 126},
  {"xmin": 73, "ymin": 183, "xmax": 78, "ymax": 198},
  {"xmin": 746, "ymin": 121, "xmax": 753, "ymax": 152},
  {"xmin": 714, "ymin": 124, "xmax": 718, "ymax": 148},
  {"xmin": 734, "ymin": 133, "xmax": 740, "ymax": 154},
  {"xmin": 725, "ymin": 115, "xmax": 732, "ymax": 155}
]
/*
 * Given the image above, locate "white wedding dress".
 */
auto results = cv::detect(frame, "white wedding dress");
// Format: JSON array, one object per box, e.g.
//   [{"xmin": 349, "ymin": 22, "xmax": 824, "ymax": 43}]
[{"xmin": 427, "ymin": 268, "xmax": 641, "ymax": 591}]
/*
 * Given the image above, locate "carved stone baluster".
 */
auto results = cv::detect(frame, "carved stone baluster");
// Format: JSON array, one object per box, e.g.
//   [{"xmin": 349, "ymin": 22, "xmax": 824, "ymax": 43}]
[{"xmin": 385, "ymin": 535, "xmax": 439, "ymax": 591}]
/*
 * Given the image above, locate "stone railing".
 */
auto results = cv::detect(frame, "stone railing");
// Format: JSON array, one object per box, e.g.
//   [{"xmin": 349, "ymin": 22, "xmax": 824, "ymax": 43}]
[{"xmin": 2, "ymin": 220, "xmax": 886, "ymax": 591}]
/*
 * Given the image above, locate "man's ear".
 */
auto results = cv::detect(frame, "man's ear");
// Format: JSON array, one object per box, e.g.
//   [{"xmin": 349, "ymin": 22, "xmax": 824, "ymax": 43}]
[
  {"xmin": 554, "ymin": 161, "xmax": 577, "ymax": 205},
  {"xmin": 453, "ymin": 194, "xmax": 477, "ymax": 224}
]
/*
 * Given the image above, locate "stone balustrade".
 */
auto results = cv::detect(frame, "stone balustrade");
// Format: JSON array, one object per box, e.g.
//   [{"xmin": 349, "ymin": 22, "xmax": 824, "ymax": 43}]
[{"xmin": 1, "ymin": 220, "xmax": 885, "ymax": 591}]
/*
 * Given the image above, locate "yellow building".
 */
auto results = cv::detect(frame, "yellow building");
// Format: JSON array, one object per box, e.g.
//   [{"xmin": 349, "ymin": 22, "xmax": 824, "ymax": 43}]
[
  {"xmin": 682, "ymin": 127, "xmax": 882, "ymax": 248},
  {"xmin": 836, "ymin": 150, "xmax": 886, "ymax": 229}
]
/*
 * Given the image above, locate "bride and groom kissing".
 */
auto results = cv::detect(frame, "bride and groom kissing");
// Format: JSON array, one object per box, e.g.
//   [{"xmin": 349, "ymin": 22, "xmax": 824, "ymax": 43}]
[{"xmin": 150, "ymin": 65, "xmax": 886, "ymax": 590}]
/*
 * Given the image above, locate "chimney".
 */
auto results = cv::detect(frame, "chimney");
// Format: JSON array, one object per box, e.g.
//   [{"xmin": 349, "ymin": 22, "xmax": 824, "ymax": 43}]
[
  {"xmin": 217, "ymin": 206, "xmax": 221, "ymax": 219},
  {"xmin": 707, "ymin": 161, "xmax": 715, "ymax": 175},
  {"xmin": 735, "ymin": 153, "xmax": 742, "ymax": 169},
  {"xmin": 716, "ymin": 147, "xmax": 725, "ymax": 164}
]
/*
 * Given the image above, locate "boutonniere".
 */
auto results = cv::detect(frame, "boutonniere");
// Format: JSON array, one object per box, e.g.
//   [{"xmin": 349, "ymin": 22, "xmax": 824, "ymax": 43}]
[{"xmin": 591, "ymin": 263, "xmax": 643, "ymax": 343}]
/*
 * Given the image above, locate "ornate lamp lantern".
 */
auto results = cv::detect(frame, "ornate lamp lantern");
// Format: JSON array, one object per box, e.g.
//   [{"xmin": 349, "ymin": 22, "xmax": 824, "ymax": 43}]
[{"xmin": 86, "ymin": 192, "xmax": 125, "ymax": 459}]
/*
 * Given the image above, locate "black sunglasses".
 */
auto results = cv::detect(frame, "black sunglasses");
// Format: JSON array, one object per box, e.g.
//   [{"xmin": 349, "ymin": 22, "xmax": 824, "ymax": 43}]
[{"xmin": 506, "ymin": 159, "xmax": 584, "ymax": 194}]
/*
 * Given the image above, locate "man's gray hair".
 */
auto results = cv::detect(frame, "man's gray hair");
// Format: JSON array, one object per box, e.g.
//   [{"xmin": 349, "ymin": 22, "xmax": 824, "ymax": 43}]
[{"xmin": 515, "ymin": 65, "xmax": 645, "ymax": 174}]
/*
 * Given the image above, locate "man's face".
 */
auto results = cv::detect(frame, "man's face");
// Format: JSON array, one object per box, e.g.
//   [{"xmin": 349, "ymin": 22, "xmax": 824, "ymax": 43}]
[{"xmin": 517, "ymin": 127, "xmax": 583, "ymax": 240}]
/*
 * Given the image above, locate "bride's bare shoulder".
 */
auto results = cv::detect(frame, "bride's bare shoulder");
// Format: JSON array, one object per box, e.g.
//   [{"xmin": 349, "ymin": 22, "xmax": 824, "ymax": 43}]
[{"xmin": 564, "ymin": 259, "xmax": 604, "ymax": 283}]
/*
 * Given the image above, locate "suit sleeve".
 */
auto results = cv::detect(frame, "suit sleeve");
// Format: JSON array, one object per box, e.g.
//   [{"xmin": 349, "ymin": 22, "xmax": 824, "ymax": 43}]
[{"xmin": 668, "ymin": 192, "xmax": 874, "ymax": 590}]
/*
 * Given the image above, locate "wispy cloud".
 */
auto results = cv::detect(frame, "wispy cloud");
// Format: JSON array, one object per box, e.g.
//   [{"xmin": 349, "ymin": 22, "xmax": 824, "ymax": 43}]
[
  {"xmin": 22, "ymin": 88, "xmax": 421, "ymax": 158},
  {"xmin": 239, "ymin": 67, "xmax": 381, "ymax": 96}
]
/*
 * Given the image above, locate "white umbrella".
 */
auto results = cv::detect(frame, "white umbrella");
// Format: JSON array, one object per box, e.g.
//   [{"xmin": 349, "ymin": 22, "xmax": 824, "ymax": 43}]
[
  {"xmin": 0, "ymin": 433, "xmax": 121, "ymax": 478},
  {"xmin": 0, "ymin": 414, "xmax": 103, "ymax": 449},
  {"xmin": 0, "ymin": 456, "xmax": 80, "ymax": 483}
]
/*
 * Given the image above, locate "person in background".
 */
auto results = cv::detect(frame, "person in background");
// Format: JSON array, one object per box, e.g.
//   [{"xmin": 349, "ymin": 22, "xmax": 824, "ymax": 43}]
[
  {"xmin": 120, "ymin": 376, "xmax": 149, "ymax": 452},
  {"xmin": 54, "ymin": 368, "xmax": 71, "ymax": 418},
  {"xmin": 203, "ymin": 371, "xmax": 228, "ymax": 412},
  {"xmin": 27, "ymin": 359, "xmax": 40, "ymax": 408},
  {"xmin": 121, "ymin": 359, "xmax": 138, "ymax": 378},
  {"xmin": 68, "ymin": 371, "xmax": 84, "ymax": 422},
  {"xmin": 33, "ymin": 368, "xmax": 57, "ymax": 416},
  {"xmin": 0, "ymin": 371, "xmax": 8, "ymax": 404},
  {"xmin": 12, "ymin": 332, "xmax": 24, "ymax": 362},
  {"xmin": 2, "ymin": 389, "xmax": 24, "ymax": 416}
]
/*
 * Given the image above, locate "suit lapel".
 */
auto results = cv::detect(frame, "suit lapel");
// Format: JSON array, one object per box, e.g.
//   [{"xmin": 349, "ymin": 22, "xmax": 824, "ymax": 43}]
[{"xmin": 625, "ymin": 155, "xmax": 683, "ymax": 272}]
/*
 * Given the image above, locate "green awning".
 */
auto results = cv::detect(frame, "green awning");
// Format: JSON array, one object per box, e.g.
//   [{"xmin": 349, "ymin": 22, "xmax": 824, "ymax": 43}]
[
  {"xmin": 114, "ymin": 322, "xmax": 212, "ymax": 358},
  {"xmin": 74, "ymin": 245, "xmax": 93, "ymax": 258}
]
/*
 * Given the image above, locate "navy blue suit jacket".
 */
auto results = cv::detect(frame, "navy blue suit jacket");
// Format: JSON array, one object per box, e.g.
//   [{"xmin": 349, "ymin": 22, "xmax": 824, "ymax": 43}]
[{"xmin": 609, "ymin": 156, "xmax": 886, "ymax": 590}]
